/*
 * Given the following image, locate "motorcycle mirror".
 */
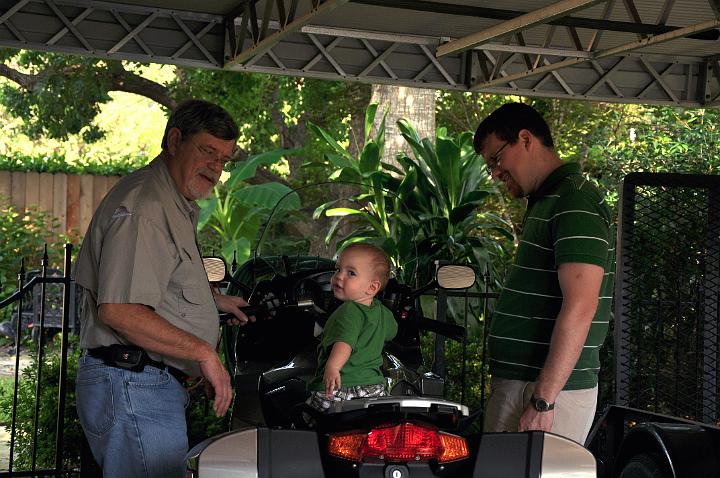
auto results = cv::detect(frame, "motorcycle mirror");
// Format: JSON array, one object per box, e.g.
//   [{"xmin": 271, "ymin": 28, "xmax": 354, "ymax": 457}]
[
  {"xmin": 203, "ymin": 257, "xmax": 227, "ymax": 283},
  {"xmin": 203, "ymin": 256, "xmax": 254, "ymax": 296},
  {"xmin": 436, "ymin": 265, "xmax": 476, "ymax": 290}
]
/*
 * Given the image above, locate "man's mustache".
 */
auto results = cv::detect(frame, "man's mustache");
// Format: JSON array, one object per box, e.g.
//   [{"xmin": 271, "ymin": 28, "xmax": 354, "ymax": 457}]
[{"xmin": 198, "ymin": 167, "xmax": 220, "ymax": 184}]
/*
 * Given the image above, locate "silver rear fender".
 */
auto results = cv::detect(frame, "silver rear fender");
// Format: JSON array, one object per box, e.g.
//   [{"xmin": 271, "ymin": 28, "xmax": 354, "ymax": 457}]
[
  {"xmin": 542, "ymin": 433, "xmax": 596, "ymax": 477},
  {"xmin": 186, "ymin": 428, "xmax": 258, "ymax": 478}
]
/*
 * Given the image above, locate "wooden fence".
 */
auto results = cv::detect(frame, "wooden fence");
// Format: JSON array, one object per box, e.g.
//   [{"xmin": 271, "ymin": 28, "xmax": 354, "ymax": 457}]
[{"xmin": 0, "ymin": 171, "xmax": 120, "ymax": 238}]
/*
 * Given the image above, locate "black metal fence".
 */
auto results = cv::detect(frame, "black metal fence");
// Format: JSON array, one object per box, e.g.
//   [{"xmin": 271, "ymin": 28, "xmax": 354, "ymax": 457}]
[
  {"xmin": 615, "ymin": 173, "xmax": 720, "ymax": 425},
  {"xmin": 0, "ymin": 245, "xmax": 75, "ymax": 477}
]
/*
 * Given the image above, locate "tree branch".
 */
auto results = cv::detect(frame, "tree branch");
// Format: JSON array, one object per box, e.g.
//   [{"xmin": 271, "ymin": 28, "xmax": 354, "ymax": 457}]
[
  {"xmin": 0, "ymin": 60, "xmax": 177, "ymax": 110},
  {"xmin": 107, "ymin": 63, "xmax": 177, "ymax": 110},
  {"xmin": 0, "ymin": 63, "xmax": 47, "ymax": 92}
]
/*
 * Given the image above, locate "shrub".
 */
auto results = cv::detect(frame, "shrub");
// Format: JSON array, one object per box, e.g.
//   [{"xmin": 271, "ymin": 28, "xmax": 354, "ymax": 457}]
[
  {"xmin": 0, "ymin": 205, "xmax": 72, "ymax": 324},
  {"xmin": 0, "ymin": 153, "xmax": 144, "ymax": 176},
  {"xmin": 0, "ymin": 336, "xmax": 83, "ymax": 472}
]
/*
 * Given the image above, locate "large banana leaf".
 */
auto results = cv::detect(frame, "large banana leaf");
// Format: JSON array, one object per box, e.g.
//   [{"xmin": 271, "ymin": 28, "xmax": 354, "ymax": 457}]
[
  {"xmin": 225, "ymin": 149, "xmax": 296, "ymax": 188},
  {"xmin": 233, "ymin": 182, "xmax": 295, "ymax": 210}
]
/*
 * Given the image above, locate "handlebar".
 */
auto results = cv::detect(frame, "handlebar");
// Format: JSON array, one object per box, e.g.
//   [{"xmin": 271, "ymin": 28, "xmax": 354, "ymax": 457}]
[
  {"xmin": 218, "ymin": 306, "xmax": 267, "ymax": 323},
  {"xmin": 220, "ymin": 303, "xmax": 465, "ymax": 341},
  {"xmin": 414, "ymin": 317, "xmax": 465, "ymax": 342},
  {"xmin": 218, "ymin": 299, "xmax": 316, "ymax": 324}
]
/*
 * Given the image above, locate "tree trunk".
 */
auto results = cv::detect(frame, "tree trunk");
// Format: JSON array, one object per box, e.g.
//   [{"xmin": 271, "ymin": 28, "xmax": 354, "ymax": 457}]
[
  {"xmin": 368, "ymin": 85, "xmax": 446, "ymax": 376},
  {"xmin": 370, "ymin": 85, "xmax": 436, "ymax": 169}
]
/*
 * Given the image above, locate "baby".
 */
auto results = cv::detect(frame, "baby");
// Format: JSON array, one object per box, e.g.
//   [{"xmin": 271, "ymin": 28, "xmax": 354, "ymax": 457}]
[{"xmin": 307, "ymin": 243, "xmax": 398, "ymax": 412}]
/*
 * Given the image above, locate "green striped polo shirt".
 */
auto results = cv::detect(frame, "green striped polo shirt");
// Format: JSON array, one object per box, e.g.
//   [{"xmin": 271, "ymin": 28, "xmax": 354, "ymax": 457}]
[{"xmin": 489, "ymin": 162, "xmax": 615, "ymax": 390}]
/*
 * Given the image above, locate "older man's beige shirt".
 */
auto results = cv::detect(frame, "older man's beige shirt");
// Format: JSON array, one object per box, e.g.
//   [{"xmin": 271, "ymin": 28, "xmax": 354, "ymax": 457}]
[{"xmin": 74, "ymin": 156, "xmax": 218, "ymax": 377}]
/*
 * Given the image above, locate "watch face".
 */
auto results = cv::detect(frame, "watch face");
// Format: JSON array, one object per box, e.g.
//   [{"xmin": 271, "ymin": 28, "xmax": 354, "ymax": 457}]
[
  {"xmin": 535, "ymin": 398, "xmax": 550, "ymax": 412},
  {"xmin": 532, "ymin": 395, "xmax": 553, "ymax": 412}
]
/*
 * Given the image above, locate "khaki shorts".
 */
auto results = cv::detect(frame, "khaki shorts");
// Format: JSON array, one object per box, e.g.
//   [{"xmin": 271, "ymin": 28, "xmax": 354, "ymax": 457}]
[{"xmin": 483, "ymin": 377, "xmax": 598, "ymax": 445}]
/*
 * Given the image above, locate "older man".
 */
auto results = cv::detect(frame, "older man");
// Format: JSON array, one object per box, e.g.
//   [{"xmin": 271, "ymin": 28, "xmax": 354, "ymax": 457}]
[
  {"xmin": 475, "ymin": 102, "xmax": 614, "ymax": 444},
  {"xmin": 75, "ymin": 99, "xmax": 251, "ymax": 477}
]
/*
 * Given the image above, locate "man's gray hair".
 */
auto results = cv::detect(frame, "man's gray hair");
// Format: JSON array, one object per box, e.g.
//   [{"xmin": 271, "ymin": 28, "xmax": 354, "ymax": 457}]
[{"xmin": 161, "ymin": 99, "xmax": 239, "ymax": 149}]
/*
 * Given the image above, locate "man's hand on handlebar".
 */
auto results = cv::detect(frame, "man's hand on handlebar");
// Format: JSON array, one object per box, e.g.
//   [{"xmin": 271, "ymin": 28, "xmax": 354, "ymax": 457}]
[{"xmin": 214, "ymin": 293, "xmax": 256, "ymax": 326}]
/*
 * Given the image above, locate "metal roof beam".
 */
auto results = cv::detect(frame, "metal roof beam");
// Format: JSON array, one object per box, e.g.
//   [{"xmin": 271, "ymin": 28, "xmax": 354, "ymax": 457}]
[
  {"xmin": 353, "ymin": 0, "xmax": 719, "ymax": 40},
  {"xmin": 585, "ymin": 57, "xmax": 625, "ymax": 97},
  {"xmin": 472, "ymin": 17, "xmax": 720, "ymax": 91},
  {"xmin": 225, "ymin": 0, "xmax": 349, "ymax": 67},
  {"xmin": 637, "ymin": 58, "xmax": 679, "ymax": 102},
  {"xmin": 0, "ymin": 0, "xmax": 29, "ymax": 26},
  {"xmin": 304, "ymin": 34, "xmax": 345, "ymax": 75},
  {"xmin": 436, "ymin": 0, "xmax": 606, "ymax": 57},
  {"xmin": 586, "ymin": 0, "xmax": 617, "ymax": 51},
  {"xmin": 656, "ymin": 0, "xmax": 676, "ymax": 25},
  {"xmin": 710, "ymin": 0, "xmax": 720, "ymax": 18},
  {"xmin": 300, "ymin": 23, "xmax": 592, "ymax": 59},
  {"xmin": 46, "ymin": 0, "xmax": 95, "ymax": 52},
  {"xmin": 621, "ymin": 0, "xmax": 646, "ymax": 40}
]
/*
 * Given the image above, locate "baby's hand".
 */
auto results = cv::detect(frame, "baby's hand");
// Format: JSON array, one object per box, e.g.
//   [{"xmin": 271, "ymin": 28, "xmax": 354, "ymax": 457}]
[{"xmin": 324, "ymin": 368, "xmax": 341, "ymax": 398}]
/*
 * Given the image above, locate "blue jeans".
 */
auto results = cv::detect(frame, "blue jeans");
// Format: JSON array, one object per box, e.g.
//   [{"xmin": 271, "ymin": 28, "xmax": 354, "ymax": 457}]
[{"xmin": 75, "ymin": 355, "xmax": 190, "ymax": 478}]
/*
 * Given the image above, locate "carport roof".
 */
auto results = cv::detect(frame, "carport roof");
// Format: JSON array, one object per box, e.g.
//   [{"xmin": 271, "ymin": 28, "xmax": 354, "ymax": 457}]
[{"xmin": 1, "ymin": 0, "xmax": 719, "ymax": 107}]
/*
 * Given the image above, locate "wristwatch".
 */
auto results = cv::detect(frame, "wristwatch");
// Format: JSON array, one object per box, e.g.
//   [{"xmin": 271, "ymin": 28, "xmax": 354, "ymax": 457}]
[{"xmin": 530, "ymin": 394, "xmax": 555, "ymax": 412}]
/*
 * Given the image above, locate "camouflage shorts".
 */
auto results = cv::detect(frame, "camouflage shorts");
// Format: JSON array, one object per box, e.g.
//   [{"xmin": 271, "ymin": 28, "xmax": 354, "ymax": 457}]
[{"xmin": 307, "ymin": 383, "xmax": 387, "ymax": 413}]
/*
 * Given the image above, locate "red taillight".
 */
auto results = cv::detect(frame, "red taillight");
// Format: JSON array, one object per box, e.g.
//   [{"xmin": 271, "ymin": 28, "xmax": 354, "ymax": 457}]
[
  {"xmin": 328, "ymin": 432, "xmax": 365, "ymax": 461},
  {"xmin": 365, "ymin": 422, "xmax": 443, "ymax": 461},
  {"xmin": 328, "ymin": 423, "xmax": 469, "ymax": 463}
]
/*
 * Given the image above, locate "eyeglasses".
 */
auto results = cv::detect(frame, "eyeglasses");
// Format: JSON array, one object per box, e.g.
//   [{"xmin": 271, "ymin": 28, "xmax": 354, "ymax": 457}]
[
  {"xmin": 485, "ymin": 141, "xmax": 509, "ymax": 175},
  {"xmin": 191, "ymin": 141, "xmax": 236, "ymax": 172}
]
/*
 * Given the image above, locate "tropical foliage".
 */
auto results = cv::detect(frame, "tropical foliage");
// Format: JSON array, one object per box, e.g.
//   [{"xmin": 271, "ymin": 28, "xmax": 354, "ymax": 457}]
[
  {"xmin": 196, "ymin": 150, "xmax": 295, "ymax": 264},
  {"xmin": 309, "ymin": 104, "xmax": 513, "ymax": 286},
  {"xmin": 307, "ymin": 104, "xmax": 415, "ymax": 272}
]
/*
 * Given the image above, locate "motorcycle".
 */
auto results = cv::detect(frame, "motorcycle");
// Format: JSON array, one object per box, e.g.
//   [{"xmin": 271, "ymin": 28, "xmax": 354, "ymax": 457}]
[{"xmin": 186, "ymin": 183, "xmax": 596, "ymax": 477}]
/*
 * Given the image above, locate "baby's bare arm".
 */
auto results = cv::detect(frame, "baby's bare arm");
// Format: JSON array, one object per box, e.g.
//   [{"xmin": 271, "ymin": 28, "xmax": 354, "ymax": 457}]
[{"xmin": 323, "ymin": 341, "xmax": 352, "ymax": 397}]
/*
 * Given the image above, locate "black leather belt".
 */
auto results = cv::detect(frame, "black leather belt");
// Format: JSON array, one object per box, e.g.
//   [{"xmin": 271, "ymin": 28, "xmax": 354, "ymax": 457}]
[{"xmin": 87, "ymin": 345, "xmax": 187, "ymax": 384}]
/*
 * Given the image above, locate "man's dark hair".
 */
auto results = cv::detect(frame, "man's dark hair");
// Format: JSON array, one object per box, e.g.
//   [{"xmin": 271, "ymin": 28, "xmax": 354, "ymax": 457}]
[
  {"xmin": 161, "ymin": 99, "xmax": 239, "ymax": 149},
  {"xmin": 473, "ymin": 102, "xmax": 554, "ymax": 154}
]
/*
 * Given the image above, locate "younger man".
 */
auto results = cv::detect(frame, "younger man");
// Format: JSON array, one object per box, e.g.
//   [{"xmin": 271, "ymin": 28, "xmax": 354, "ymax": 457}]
[
  {"xmin": 474, "ymin": 102, "xmax": 614, "ymax": 445},
  {"xmin": 307, "ymin": 243, "xmax": 398, "ymax": 411}
]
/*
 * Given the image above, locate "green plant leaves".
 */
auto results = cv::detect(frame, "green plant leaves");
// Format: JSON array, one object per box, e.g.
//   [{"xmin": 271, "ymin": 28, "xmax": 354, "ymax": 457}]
[
  {"xmin": 359, "ymin": 142, "xmax": 381, "ymax": 175},
  {"xmin": 364, "ymin": 103, "xmax": 378, "ymax": 145},
  {"xmin": 225, "ymin": 149, "xmax": 296, "ymax": 188},
  {"xmin": 310, "ymin": 104, "xmax": 512, "ymax": 284},
  {"xmin": 233, "ymin": 182, "xmax": 293, "ymax": 209},
  {"xmin": 308, "ymin": 123, "xmax": 353, "ymax": 161},
  {"xmin": 196, "ymin": 196, "xmax": 219, "ymax": 230}
]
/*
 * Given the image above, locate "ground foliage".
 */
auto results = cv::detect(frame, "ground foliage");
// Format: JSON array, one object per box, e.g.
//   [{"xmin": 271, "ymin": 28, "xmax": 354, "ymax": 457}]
[{"xmin": 0, "ymin": 336, "xmax": 83, "ymax": 472}]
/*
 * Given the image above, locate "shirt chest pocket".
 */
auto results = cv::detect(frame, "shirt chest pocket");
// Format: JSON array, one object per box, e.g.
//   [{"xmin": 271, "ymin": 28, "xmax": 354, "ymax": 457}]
[{"xmin": 178, "ymin": 286, "xmax": 214, "ymax": 320}]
